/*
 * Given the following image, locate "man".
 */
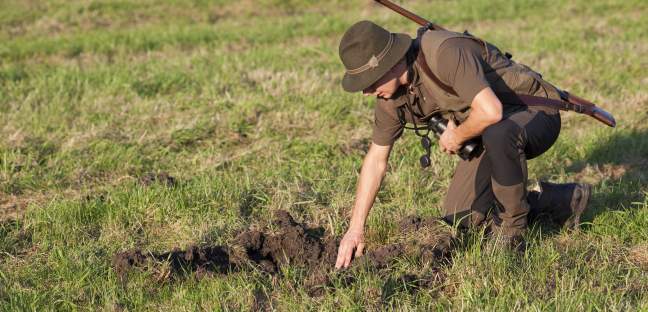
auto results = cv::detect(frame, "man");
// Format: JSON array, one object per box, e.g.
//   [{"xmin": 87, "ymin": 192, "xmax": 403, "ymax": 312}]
[{"xmin": 334, "ymin": 21, "xmax": 592, "ymax": 269}]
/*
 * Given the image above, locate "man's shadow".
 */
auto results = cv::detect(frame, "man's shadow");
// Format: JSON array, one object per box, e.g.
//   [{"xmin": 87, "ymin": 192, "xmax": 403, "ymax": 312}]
[
  {"xmin": 570, "ymin": 128, "xmax": 647, "ymax": 218},
  {"xmin": 537, "ymin": 128, "xmax": 648, "ymax": 232}
]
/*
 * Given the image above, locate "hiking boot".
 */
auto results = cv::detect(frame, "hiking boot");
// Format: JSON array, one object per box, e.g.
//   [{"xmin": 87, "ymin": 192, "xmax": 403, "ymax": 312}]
[
  {"xmin": 486, "ymin": 230, "xmax": 527, "ymax": 254},
  {"xmin": 488, "ymin": 216, "xmax": 527, "ymax": 254},
  {"xmin": 527, "ymin": 181, "xmax": 592, "ymax": 229}
]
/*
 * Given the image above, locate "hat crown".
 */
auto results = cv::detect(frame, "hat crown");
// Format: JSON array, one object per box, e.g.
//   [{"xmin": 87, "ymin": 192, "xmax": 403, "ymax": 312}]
[
  {"xmin": 339, "ymin": 21, "xmax": 392, "ymax": 71},
  {"xmin": 338, "ymin": 20, "xmax": 411, "ymax": 92}
]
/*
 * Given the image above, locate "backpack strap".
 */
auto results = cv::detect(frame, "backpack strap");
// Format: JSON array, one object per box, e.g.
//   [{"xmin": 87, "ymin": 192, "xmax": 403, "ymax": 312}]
[
  {"xmin": 414, "ymin": 29, "xmax": 489, "ymax": 98},
  {"xmin": 416, "ymin": 49, "xmax": 458, "ymax": 96}
]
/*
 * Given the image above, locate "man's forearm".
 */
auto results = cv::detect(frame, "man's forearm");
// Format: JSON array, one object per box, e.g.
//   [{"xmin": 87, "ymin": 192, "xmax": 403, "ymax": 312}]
[
  {"xmin": 348, "ymin": 152, "xmax": 388, "ymax": 232},
  {"xmin": 454, "ymin": 112, "xmax": 497, "ymax": 141},
  {"xmin": 455, "ymin": 87, "xmax": 503, "ymax": 141}
]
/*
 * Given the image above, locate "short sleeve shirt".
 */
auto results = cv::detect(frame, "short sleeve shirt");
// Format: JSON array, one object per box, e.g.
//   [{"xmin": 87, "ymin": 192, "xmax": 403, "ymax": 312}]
[{"xmin": 372, "ymin": 38, "xmax": 489, "ymax": 146}]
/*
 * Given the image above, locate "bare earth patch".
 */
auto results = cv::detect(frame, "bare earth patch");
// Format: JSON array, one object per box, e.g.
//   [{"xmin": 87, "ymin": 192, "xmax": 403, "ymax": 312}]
[
  {"xmin": 0, "ymin": 192, "xmax": 48, "ymax": 222},
  {"xmin": 112, "ymin": 210, "xmax": 455, "ymax": 297},
  {"xmin": 0, "ymin": 194, "xmax": 23, "ymax": 222},
  {"xmin": 629, "ymin": 243, "xmax": 648, "ymax": 271},
  {"xmin": 138, "ymin": 171, "xmax": 177, "ymax": 188}
]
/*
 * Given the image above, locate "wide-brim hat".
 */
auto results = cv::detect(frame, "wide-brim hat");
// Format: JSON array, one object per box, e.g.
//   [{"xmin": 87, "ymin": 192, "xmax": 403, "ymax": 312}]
[{"xmin": 339, "ymin": 20, "xmax": 412, "ymax": 93}]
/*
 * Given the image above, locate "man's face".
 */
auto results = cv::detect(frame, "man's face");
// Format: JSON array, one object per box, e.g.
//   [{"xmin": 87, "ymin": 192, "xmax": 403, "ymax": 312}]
[{"xmin": 362, "ymin": 62, "xmax": 403, "ymax": 99}]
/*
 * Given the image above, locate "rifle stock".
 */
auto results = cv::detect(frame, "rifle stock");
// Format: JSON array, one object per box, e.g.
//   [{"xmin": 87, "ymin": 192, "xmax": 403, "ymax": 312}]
[
  {"xmin": 566, "ymin": 92, "xmax": 617, "ymax": 128},
  {"xmin": 591, "ymin": 108, "xmax": 617, "ymax": 128}
]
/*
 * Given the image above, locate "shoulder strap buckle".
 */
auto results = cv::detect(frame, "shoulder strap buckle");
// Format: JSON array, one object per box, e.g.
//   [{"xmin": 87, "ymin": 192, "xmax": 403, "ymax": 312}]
[{"xmin": 568, "ymin": 102, "xmax": 585, "ymax": 113}]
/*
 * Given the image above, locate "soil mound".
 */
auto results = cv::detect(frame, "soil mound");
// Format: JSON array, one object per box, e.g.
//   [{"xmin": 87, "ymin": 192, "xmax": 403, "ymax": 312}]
[
  {"xmin": 232, "ymin": 210, "xmax": 338, "ymax": 273},
  {"xmin": 112, "ymin": 210, "xmax": 456, "ymax": 296}
]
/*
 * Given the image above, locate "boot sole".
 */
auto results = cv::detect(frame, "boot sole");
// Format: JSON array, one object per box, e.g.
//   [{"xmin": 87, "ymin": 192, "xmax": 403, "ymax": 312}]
[{"xmin": 566, "ymin": 183, "xmax": 592, "ymax": 229}]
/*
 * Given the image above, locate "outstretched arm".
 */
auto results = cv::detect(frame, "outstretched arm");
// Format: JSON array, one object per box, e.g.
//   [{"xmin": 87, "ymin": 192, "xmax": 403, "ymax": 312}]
[{"xmin": 335, "ymin": 142, "xmax": 392, "ymax": 269}]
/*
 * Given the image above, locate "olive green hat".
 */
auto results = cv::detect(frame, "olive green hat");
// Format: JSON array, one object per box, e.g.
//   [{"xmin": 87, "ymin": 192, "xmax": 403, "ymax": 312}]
[{"xmin": 339, "ymin": 20, "xmax": 412, "ymax": 93}]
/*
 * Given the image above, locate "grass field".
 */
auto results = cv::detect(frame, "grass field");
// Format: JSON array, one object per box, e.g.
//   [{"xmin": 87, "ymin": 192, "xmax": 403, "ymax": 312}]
[{"xmin": 1, "ymin": 0, "xmax": 647, "ymax": 310}]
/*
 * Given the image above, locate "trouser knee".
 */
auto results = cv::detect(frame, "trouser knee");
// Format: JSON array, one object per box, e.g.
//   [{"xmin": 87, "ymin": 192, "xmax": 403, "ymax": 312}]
[
  {"xmin": 483, "ymin": 120, "xmax": 526, "ymax": 186},
  {"xmin": 482, "ymin": 120, "xmax": 521, "ymax": 156}
]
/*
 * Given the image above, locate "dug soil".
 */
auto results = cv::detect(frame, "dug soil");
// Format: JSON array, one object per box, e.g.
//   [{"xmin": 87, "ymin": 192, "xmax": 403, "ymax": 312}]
[
  {"xmin": 138, "ymin": 171, "xmax": 177, "ymax": 188},
  {"xmin": 113, "ymin": 210, "xmax": 455, "ymax": 296}
]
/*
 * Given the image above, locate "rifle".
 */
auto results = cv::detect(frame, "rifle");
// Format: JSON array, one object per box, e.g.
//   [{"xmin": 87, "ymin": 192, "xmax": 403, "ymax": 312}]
[
  {"xmin": 373, "ymin": 0, "xmax": 617, "ymax": 128},
  {"xmin": 374, "ymin": 0, "xmax": 444, "ymax": 30}
]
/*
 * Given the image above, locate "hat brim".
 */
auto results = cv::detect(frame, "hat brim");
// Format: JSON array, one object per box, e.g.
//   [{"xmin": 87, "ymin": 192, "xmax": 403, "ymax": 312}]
[{"xmin": 341, "ymin": 33, "xmax": 412, "ymax": 93}]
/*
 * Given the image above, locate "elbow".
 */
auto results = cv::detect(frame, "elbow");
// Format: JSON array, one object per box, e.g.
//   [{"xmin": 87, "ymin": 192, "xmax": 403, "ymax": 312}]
[
  {"xmin": 488, "ymin": 110, "xmax": 502, "ymax": 124},
  {"xmin": 472, "ymin": 87, "xmax": 503, "ymax": 125},
  {"xmin": 482, "ymin": 102, "xmax": 503, "ymax": 125},
  {"xmin": 478, "ymin": 108, "xmax": 501, "ymax": 126}
]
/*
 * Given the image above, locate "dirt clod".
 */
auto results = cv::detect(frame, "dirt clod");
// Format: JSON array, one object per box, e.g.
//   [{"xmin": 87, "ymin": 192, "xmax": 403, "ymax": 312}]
[
  {"xmin": 340, "ymin": 137, "xmax": 371, "ymax": 156},
  {"xmin": 0, "ymin": 193, "xmax": 30, "ymax": 221},
  {"xmin": 139, "ymin": 172, "xmax": 176, "ymax": 187},
  {"xmin": 233, "ymin": 210, "xmax": 338, "ymax": 272},
  {"xmin": 252, "ymin": 287, "xmax": 271, "ymax": 312},
  {"xmin": 112, "ymin": 245, "xmax": 232, "ymax": 283},
  {"xmin": 398, "ymin": 215, "xmax": 442, "ymax": 233}
]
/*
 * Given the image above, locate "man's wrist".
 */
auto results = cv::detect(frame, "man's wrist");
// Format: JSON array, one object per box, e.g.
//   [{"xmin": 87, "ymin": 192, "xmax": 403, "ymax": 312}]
[
  {"xmin": 453, "ymin": 125, "xmax": 470, "ymax": 144},
  {"xmin": 348, "ymin": 224, "xmax": 365, "ymax": 233}
]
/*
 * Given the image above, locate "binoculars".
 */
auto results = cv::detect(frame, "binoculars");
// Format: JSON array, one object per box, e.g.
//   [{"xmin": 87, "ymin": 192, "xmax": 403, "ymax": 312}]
[{"xmin": 419, "ymin": 115, "xmax": 482, "ymax": 168}]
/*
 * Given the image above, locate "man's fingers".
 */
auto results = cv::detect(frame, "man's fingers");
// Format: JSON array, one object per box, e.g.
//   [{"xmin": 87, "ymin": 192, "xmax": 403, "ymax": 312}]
[
  {"xmin": 335, "ymin": 244, "xmax": 349, "ymax": 269},
  {"xmin": 354, "ymin": 242, "xmax": 365, "ymax": 258},
  {"xmin": 344, "ymin": 253, "xmax": 352, "ymax": 268},
  {"xmin": 336, "ymin": 253, "xmax": 348, "ymax": 269},
  {"xmin": 336, "ymin": 242, "xmax": 356, "ymax": 269},
  {"xmin": 336, "ymin": 233, "xmax": 365, "ymax": 269}
]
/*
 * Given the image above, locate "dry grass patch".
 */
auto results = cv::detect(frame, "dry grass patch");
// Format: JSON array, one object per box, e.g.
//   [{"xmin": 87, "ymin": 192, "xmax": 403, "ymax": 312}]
[
  {"xmin": 628, "ymin": 242, "xmax": 648, "ymax": 270},
  {"xmin": 0, "ymin": 193, "xmax": 27, "ymax": 221},
  {"xmin": 573, "ymin": 163, "xmax": 629, "ymax": 185}
]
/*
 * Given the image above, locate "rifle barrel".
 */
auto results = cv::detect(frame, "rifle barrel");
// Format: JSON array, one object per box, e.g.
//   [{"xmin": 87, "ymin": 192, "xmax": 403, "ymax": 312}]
[{"xmin": 374, "ymin": 0, "xmax": 446, "ymax": 30}]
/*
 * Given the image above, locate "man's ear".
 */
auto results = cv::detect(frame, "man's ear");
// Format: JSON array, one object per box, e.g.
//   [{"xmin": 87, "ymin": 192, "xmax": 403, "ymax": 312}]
[{"xmin": 396, "ymin": 58, "xmax": 409, "ymax": 85}]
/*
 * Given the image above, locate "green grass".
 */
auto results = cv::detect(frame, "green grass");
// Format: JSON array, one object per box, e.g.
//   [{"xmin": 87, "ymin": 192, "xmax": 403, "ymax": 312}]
[{"xmin": 1, "ymin": 0, "xmax": 647, "ymax": 310}]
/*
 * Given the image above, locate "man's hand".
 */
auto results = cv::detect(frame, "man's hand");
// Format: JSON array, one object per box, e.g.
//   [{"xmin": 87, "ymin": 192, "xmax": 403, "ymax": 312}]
[
  {"xmin": 439, "ymin": 120, "xmax": 463, "ymax": 154},
  {"xmin": 335, "ymin": 229, "xmax": 365, "ymax": 269}
]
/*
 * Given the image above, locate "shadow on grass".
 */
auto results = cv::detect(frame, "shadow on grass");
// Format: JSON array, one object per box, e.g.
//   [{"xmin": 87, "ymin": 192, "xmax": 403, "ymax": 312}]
[
  {"xmin": 565, "ymin": 128, "xmax": 648, "ymax": 224},
  {"xmin": 519, "ymin": 128, "xmax": 648, "ymax": 236}
]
